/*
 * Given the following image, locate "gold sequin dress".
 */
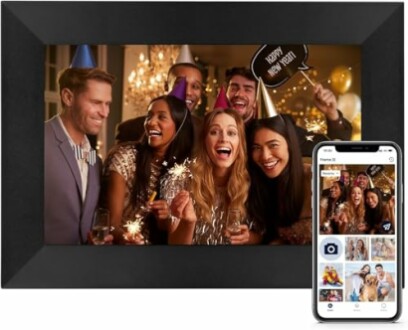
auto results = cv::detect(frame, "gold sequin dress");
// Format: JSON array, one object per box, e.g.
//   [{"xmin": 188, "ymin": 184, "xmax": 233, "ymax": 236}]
[
  {"xmin": 192, "ymin": 189, "xmax": 261, "ymax": 245},
  {"xmin": 103, "ymin": 143, "xmax": 163, "ymax": 244}
]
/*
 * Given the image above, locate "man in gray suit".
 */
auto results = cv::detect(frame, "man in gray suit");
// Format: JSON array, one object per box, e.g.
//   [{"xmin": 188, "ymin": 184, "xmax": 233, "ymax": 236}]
[{"xmin": 44, "ymin": 47, "xmax": 115, "ymax": 244}]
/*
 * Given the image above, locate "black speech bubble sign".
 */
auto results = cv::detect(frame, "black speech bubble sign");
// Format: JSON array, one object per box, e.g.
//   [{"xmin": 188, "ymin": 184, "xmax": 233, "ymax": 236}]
[
  {"xmin": 251, "ymin": 45, "xmax": 310, "ymax": 88},
  {"xmin": 366, "ymin": 165, "xmax": 385, "ymax": 178}
]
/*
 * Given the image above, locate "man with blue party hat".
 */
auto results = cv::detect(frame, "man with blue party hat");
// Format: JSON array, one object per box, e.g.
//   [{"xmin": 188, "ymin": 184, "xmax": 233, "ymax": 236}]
[
  {"xmin": 44, "ymin": 44, "xmax": 116, "ymax": 244},
  {"xmin": 116, "ymin": 45, "xmax": 204, "ymax": 143},
  {"xmin": 70, "ymin": 44, "xmax": 97, "ymax": 68}
]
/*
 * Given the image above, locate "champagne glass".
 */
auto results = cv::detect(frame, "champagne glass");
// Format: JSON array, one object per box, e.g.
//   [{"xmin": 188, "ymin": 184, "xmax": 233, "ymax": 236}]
[
  {"xmin": 226, "ymin": 209, "xmax": 242, "ymax": 235},
  {"xmin": 91, "ymin": 208, "xmax": 110, "ymax": 245}
]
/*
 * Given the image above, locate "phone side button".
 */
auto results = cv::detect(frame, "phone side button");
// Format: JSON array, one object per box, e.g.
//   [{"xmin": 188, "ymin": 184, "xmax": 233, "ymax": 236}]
[
  {"xmin": 311, "ymin": 192, "xmax": 313, "ymax": 210},
  {"xmin": 401, "ymin": 183, "xmax": 403, "ymax": 203}
]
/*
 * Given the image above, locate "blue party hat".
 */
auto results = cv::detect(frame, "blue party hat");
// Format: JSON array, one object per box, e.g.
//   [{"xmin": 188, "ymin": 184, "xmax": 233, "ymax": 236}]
[{"xmin": 70, "ymin": 45, "xmax": 96, "ymax": 68}]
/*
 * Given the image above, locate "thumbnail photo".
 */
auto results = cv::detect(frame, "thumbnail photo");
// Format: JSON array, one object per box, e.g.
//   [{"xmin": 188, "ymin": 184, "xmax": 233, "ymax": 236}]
[
  {"xmin": 319, "ymin": 289, "xmax": 343, "ymax": 302},
  {"xmin": 371, "ymin": 237, "xmax": 396, "ymax": 261},
  {"xmin": 345, "ymin": 237, "xmax": 369, "ymax": 261},
  {"xmin": 319, "ymin": 263, "xmax": 344, "ymax": 287},
  {"xmin": 345, "ymin": 263, "xmax": 395, "ymax": 302}
]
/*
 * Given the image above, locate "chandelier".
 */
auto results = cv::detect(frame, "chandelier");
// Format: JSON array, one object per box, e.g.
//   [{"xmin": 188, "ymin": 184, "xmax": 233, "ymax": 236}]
[{"xmin": 125, "ymin": 45, "xmax": 180, "ymax": 111}]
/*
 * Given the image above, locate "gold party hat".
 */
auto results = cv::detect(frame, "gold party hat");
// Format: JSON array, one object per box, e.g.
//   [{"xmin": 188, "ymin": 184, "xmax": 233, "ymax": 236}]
[
  {"xmin": 256, "ymin": 78, "xmax": 279, "ymax": 119},
  {"xmin": 368, "ymin": 176, "xmax": 375, "ymax": 189}
]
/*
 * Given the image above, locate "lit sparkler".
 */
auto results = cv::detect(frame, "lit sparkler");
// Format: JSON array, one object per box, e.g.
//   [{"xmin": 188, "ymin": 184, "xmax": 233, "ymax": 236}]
[
  {"xmin": 167, "ymin": 161, "xmax": 191, "ymax": 179},
  {"xmin": 123, "ymin": 216, "xmax": 143, "ymax": 237},
  {"xmin": 305, "ymin": 118, "xmax": 330, "ymax": 139},
  {"xmin": 161, "ymin": 158, "xmax": 194, "ymax": 206}
]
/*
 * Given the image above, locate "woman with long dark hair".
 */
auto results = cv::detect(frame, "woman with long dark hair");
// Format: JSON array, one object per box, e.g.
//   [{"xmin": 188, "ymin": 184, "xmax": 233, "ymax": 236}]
[
  {"xmin": 320, "ymin": 180, "xmax": 347, "ymax": 234},
  {"xmin": 246, "ymin": 114, "xmax": 312, "ymax": 244},
  {"xmin": 349, "ymin": 264, "xmax": 371, "ymax": 301},
  {"xmin": 365, "ymin": 187, "xmax": 395, "ymax": 234},
  {"xmin": 102, "ymin": 95, "xmax": 193, "ymax": 244}
]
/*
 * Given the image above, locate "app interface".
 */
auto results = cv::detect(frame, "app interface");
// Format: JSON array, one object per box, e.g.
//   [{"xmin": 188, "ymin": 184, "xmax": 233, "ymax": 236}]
[{"xmin": 316, "ymin": 146, "xmax": 398, "ymax": 318}]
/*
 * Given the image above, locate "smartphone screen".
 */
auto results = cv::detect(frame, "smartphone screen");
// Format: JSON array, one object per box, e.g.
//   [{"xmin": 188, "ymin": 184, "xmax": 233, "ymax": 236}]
[{"xmin": 313, "ymin": 142, "xmax": 402, "ymax": 321}]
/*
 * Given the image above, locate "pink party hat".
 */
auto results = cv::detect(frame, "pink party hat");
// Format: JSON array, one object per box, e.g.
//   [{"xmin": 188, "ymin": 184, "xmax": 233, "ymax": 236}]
[
  {"xmin": 168, "ymin": 77, "xmax": 187, "ymax": 101},
  {"xmin": 70, "ymin": 45, "xmax": 96, "ymax": 68},
  {"xmin": 213, "ymin": 86, "xmax": 229, "ymax": 110}
]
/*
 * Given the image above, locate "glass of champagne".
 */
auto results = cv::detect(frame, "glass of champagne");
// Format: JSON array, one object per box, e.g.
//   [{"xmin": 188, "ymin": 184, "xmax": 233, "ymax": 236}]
[
  {"xmin": 226, "ymin": 209, "xmax": 242, "ymax": 235},
  {"xmin": 91, "ymin": 208, "xmax": 110, "ymax": 245}
]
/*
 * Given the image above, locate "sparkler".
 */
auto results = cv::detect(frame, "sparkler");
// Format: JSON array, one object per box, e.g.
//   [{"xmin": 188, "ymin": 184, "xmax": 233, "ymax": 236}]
[
  {"xmin": 123, "ymin": 215, "xmax": 143, "ymax": 238},
  {"xmin": 167, "ymin": 160, "xmax": 192, "ymax": 179},
  {"xmin": 161, "ymin": 158, "xmax": 194, "ymax": 206},
  {"xmin": 304, "ymin": 118, "xmax": 330, "ymax": 140}
]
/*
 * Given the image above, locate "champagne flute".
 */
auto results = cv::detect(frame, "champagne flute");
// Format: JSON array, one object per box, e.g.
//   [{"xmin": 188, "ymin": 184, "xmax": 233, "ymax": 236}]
[
  {"xmin": 91, "ymin": 208, "xmax": 110, "ymax": 245},
  {"xmin": 226, "ymin": 209, "xmax": 242, "ymax": 235}
]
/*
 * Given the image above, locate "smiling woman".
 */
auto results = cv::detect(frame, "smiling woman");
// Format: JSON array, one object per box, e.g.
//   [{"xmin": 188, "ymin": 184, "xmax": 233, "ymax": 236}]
[
  {"xmin": 247, "ymin": 115, "xmax": 312, "ymax": 245},
  {"xmin": 101, "ymin": 95, "xmax": 194, "ymax": 245},
  {"xmin": 168, "ymin": 109, "xmax": 264, "ymax": 245}
]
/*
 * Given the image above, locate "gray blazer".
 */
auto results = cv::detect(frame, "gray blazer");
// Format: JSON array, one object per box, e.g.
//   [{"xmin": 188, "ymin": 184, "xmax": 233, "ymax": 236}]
[{"xmin": 44, "ymin": 116, "xmax": 101, "ymax": 244}]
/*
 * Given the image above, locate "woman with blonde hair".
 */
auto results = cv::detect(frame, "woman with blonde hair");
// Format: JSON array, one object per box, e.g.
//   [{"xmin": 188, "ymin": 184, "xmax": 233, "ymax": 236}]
[
  {"xmin": 337, "ymin": 186, "xmax": 367, "ymax": 234},
  {"xmin": 168, "ymin": 109, "xmax": 263, "ymax": 244},
  {"xmin": 354, "ymin": 239, "xmax": 368, "ymax": 261}
]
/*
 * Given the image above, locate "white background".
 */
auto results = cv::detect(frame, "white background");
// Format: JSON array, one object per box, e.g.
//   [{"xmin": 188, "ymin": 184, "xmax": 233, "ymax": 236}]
[{"xmin": 0, "ymin": 0, "xmax": 407, "ymax": 328}]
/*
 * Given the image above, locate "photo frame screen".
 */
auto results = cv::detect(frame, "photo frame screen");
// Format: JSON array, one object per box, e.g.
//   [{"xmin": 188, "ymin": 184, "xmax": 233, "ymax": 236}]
[{"xmin": 2, "ymin": 2, "xmax": 403, "ymax": 288}]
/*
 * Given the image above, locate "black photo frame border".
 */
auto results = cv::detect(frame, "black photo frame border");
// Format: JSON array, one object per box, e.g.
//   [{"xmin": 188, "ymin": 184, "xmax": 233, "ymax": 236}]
[{"xmin": 2, "ymin": 2, "xmax": 403, "ymax": 288}]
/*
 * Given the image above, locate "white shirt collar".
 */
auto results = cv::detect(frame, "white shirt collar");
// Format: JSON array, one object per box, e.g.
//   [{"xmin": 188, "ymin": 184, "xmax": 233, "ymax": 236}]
[{"xmin": 56, "ymin": 114, "xmax": 91, "ymax": 151}]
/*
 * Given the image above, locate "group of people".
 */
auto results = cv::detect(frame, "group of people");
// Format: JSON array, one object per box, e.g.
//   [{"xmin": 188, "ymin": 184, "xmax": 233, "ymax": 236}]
[
  {"xmin": 320, "ymin": 289, "xmax": 343, "ymax": 302},
  {"xmin": 320, "ymin": 170, "xmax": 395, "ymax": 235},
  {"xmin": 350, "ymin": 264, "xmax": 395, "ymax": 302},
  {"xmin": 45, "ymin": 45, "xmax": 354, "ymax": 245},
  {"xmin": 372, "ymin": 238, "xmax": 395, "ymax": 261}
]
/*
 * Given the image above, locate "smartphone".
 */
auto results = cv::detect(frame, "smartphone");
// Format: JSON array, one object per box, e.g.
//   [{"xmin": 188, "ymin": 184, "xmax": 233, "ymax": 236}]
[{"xmin": 312, "ymin": 141, "xmax": 402, "ymax": 321}]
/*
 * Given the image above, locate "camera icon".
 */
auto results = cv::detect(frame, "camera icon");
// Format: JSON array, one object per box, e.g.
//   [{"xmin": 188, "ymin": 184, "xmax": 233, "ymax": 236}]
[
  {"xmin": 320, "ymin": 237, "xmax": 342, "ymax": 260},
  {"xmin": 324, "ymin": 243, "xmax": 338, "ymax": 255}
]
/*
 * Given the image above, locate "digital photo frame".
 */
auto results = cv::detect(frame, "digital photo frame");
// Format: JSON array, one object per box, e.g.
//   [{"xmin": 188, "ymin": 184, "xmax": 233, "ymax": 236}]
[{"xmin": 2, "ymin": 2, "xmax": 403, "ymax": 288}]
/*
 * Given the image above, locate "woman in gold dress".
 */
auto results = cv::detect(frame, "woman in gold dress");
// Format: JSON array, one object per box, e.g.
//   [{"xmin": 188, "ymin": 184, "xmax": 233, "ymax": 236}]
[{"xmin": 102, "ymin": 95, "xmax": 193, "ymax": 244}]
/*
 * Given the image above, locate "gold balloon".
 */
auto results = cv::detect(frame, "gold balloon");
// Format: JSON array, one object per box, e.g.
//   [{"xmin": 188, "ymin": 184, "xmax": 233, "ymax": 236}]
[
  {"xmin": 351, "ymin": 112, "xmax": 361, "ymax": 141},
  {"xmin": 352, "ymin": 112, "xmax": 361, "ymax": 131},
  {"xmin": 330, "ymin": 66, "xmax": 352, "ymax": 94}
]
